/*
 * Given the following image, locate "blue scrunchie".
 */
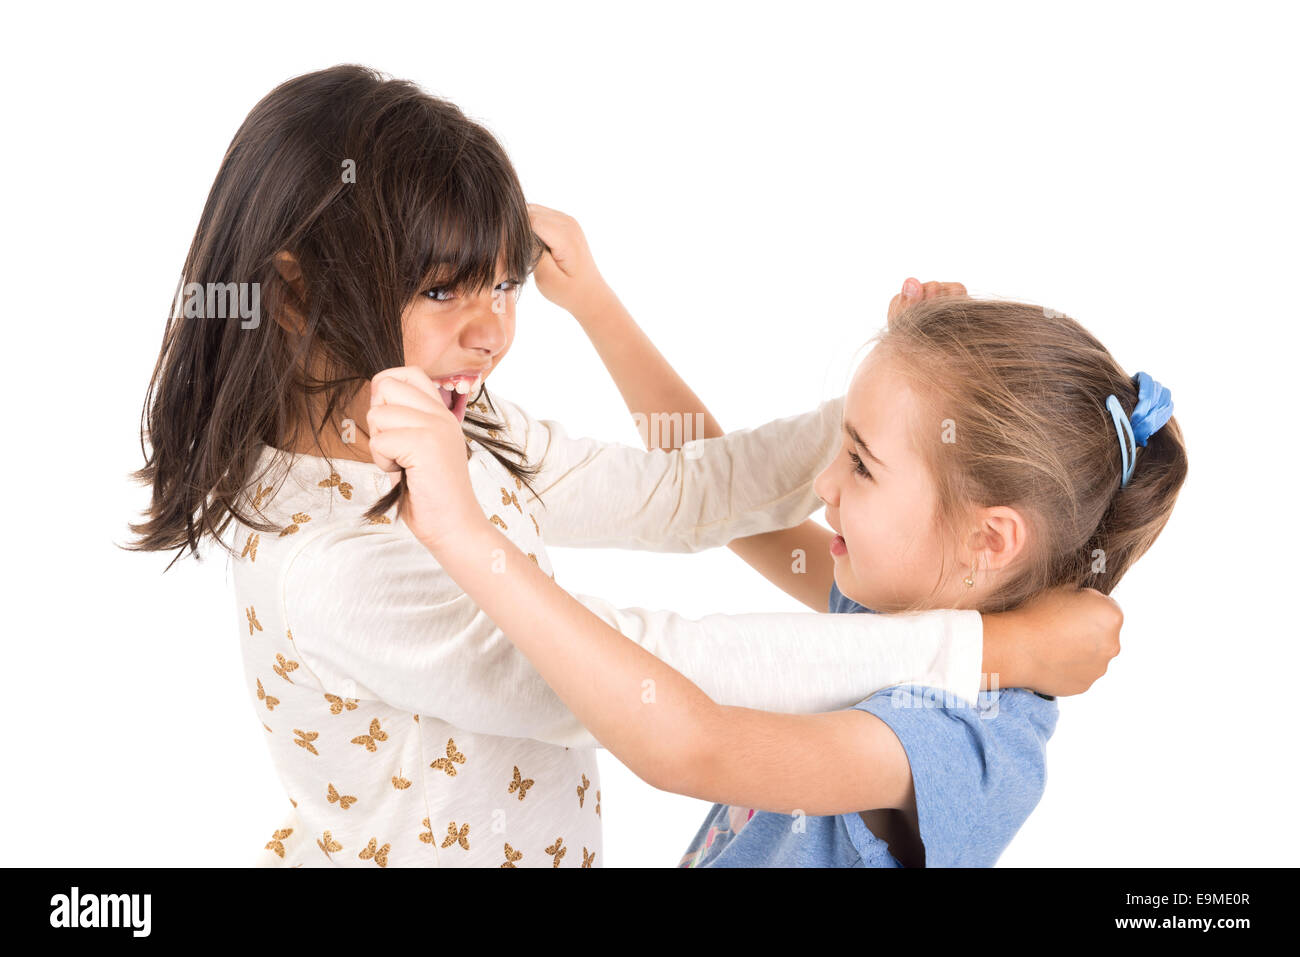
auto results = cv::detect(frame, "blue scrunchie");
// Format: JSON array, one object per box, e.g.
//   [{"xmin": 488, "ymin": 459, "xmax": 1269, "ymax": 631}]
[{"xmin": 1105, "ymin": 372, "xmax": 1174, "ymax": 488}]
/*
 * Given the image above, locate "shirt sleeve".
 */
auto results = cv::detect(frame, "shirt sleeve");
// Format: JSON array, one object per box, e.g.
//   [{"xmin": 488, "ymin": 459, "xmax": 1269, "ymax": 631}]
[
  {"xmin": 281, "ymin": 525, "xmax": 985, "ymax": 751},
  {"xmin": 487, "ymin": 392, "xmax": 845, "ymax": 551},
  {"xmin": 854, "ymin": 686, "xmax": 1059, "ymax": 867}
]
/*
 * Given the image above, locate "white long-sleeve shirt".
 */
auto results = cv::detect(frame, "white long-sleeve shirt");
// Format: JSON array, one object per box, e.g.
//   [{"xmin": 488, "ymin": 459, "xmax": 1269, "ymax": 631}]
[{"xmin": 230, "ymin": 392, "xmax": 983, "ymax": 868}]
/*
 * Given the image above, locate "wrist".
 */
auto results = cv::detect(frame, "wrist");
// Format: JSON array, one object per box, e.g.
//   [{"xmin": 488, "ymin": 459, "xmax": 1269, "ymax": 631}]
[
  {"xmin": 979, "ymin": 610, "xmax": 1029, "ymax": 690},
  {"xmin": 418, "ymin": 514, "xmax": 492, "ymax": 556},
  {"xmin": 569, "ymin": 280, "xmax": 622, "ymax": 326}
]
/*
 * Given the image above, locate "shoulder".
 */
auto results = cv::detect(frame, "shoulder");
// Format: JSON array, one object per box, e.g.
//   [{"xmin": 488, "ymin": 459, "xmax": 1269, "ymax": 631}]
[
  {"xmin": 282, "ymin": 518, "xmax": 462, "ymax": 617},
  {"xmin": 854, "ymin": 684, "xmax": 1058, "ymax": 757}
]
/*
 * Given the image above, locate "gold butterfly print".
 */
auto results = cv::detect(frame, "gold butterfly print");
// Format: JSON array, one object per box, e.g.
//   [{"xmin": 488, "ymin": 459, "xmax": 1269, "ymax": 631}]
[
  {"xmin": 413, "ymin": 714, "xmax": 420, "ymax": 723},
  {"xmin": 318, "ymin": 471, "xmax": 353, "ymax": 500},
  {"xmin": 290, "ymin": 798, "xmax": 297, "ymax": 808},
  {"xmin": 440, "ymin": 821, "xmax": 470, "ymax": 851},
  {"xmin": 350, "ymin": 718, "xmax": 388, "ymax": 752},
  {"xmin": 527, "ymin": 553, "xmax": 538, "ymax": 566},
  {"xmin": 326, "ymin": 783, "xmax": 356, "ymax": 810},
  {"xmin": 241, "ymin": 532, "xmax": 259, "ymax": 562},
  {"xmin": 419, "ymin": 818, "xmax": 435, "ymax": 844},
  {"xmin": 530, "ymin": 514, "xmax": 539, "ymax": 536},
  {"xmin": 365, "ymin": 514, "xmax": 392, "ymax": 525},
  {"xmin": 316, "ymin": 830, "xmax": 342, "ymax": 858},
  {"xmin": 246, "ymin": 606, "xmax": 262, "ymax": 636},
  {"xmin": 469, "ymin": 400, "xmax": 489, "ymax": 414},
  {"xmin": 545, "ymin": 837, "xmax": 566, "ymax": 868},
  {"xmin": 262, "ymin": 723, "xmax": 272, "ymax": 733},
  {"xmin": 324, "ymin": 692, "xmax": 359, "ymax": 715},
  {"xmin": 489, "ymin": 514, "xmax": 508, "ymax": 530},
  {"xmin": 595, "ymin": 790, "xmax": 601, "ymax": 816},
  {"xmin": 265, "ymin": 828, "xmax": 293, "ymax": 858},
  {"xmin": 582, "ymin": 847, "xmax": 595, "ymax": 868},
  {"xmin": 391, "ymin": 770, "xmax": 411, "ymax": 790},
  {"xmin": 507, "ymin": 766, "xmax": 534, "ymax": 802},
  {"xmin": 252, "ymin": 482, "xmax": 274, "ymax": 509},
  {"xmin": 358, "ymin": 837, "xmax": 390, "ymax": 868},
  {"xmin": 487, "ymin": 427, "xmax": 501, "ymax": 439},
  {"xmin": 515, "ymin": 476, "xmax": 522, "ymax": 490},
  {"xmin": 429, "ymin": 738, "xmax": 466, "ymax": 777},
  {"xmin": 293, "ymin": 729, "xmax": 319, "ymax": 756},
  {"xmin": 501, "ymin": 843, "xmax": 523, "ymax": 868},
  {"xmin": 500, "ymin": 487, "xmax": 522, "ymax": 513},
  {"xmin": 577, "ymin": 774, "xmax": 590, "ymax": 808},
  {"xmin": 255, "ymin": 678, "xmax": 279, "ymax": 712},
  {"xmin": 272, "ymin": 653, "xmax": 299, "ymax": 683},
  {"xmin": 279, "ymin": 512, "xmax": 312, "ymax": 537}
]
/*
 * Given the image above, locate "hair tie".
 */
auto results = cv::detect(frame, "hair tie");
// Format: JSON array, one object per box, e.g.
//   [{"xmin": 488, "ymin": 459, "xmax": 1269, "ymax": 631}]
[{"xmin": 1105, "ymin": 372, "xmax": 1174, "ymax": 488}]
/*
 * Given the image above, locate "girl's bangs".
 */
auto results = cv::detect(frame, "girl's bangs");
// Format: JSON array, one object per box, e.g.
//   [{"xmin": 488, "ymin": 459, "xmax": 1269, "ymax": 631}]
[{"xmin": 411, "ymin": 172, "xmax": 540, "ymax": 295}]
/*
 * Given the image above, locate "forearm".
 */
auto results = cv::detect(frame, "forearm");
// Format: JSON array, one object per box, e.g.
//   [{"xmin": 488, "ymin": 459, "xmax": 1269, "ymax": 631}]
[
  {"xmin": 427, "ymin": 518, "xmax": 716, "ymax": 788},
  {"xmin": 573, "ymin": 291, "xmax": 839, "ymax": 601},
  {"xmin": 572, "ymin": 286, "xmax": 724, "ymax": 445}
]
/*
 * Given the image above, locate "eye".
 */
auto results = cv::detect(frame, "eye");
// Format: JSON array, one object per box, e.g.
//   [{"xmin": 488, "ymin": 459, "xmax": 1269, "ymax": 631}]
[
  {"xmin": 848, "ymin": 450, "xmax": 872, "ymax": 479},
  {"xmin": 494, "ymin": 279, "xmax": 522, "ymax": 298},
  {"xmin": 423, "ymin": 287, "xmax": 455, "ymax": 302}
]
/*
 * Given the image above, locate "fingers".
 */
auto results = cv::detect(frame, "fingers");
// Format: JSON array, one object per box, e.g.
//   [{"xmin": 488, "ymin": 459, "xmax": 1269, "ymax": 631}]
[
  {"xmin": 371, "ymin": 366, "xmax": 442, "ymax": 408},
  {"xmin": 895, "ymin": 277, "xmax": 970, "ymax": 313},
  {"xmin": 368, "ymin": 426, "xmax": 438, "ymax": 473},
  {"xmin": 371, "ymin": 374, "xmax": 441, "ymax": 414}
]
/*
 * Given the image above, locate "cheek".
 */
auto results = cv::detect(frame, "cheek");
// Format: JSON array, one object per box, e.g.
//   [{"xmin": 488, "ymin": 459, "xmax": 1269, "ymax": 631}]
[
  {"xmin": 843, "ymin": 484, "xmax": 939, "ymax": 571},
  {"xmin": 402, "ymin": 313, "xmax": 460, "ymax": 365}
]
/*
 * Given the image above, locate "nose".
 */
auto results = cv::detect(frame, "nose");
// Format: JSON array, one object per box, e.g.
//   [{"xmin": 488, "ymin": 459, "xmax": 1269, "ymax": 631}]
[
  {"xmin": 813, "ymin": 460, "xmax": 838, "ymax": 510},
  {"xmin": 462, "ymin": 288, "xmax": 511, "ymax": 356}
]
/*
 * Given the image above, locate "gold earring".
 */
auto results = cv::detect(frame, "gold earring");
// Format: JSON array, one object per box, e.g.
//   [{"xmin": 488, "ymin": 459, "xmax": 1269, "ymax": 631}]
[{"xmin": 962, "ymin": 557, "xmax": 978, "ymax": 588}]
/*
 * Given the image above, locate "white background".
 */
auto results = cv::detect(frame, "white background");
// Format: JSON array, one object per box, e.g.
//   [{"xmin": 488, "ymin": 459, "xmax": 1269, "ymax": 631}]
[{"xmin": 2, "ymin": 0, "xmax": 1296, "ymax": 866}]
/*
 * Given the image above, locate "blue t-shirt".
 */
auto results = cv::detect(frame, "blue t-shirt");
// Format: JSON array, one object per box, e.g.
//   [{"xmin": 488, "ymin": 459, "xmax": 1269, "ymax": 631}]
[{"xmin": 677, "ymin": 581, "xmax": 1058, "ymax": 867}]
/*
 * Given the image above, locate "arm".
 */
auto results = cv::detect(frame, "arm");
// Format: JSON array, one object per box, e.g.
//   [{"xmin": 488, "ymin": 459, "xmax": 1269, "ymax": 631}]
[
  {"xmin": 281, "ymin": 520, "xmax": 988, "ymax": 752},
  {"xmin": 528, "ymin": 205, "xmax": 838, "ymax": 607},
  {"xmin": 493, "ymin": 390, "xmax": 845, "ymax": 554},
  {"xmin": 425, "ymin": 514, "xmax": 929, "ymax": 812}
]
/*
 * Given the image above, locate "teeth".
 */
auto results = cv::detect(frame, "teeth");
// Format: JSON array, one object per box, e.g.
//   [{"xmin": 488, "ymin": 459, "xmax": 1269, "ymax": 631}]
[{"xmin": 436, "ymin": 374, "xmax": 482, "ymax": 394}]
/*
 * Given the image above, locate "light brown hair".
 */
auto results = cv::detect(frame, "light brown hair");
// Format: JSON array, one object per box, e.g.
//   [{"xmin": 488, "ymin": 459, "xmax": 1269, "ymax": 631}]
[{"xmin": 877, "ymin": 297, "xmax": 1188, "ymax": 613}]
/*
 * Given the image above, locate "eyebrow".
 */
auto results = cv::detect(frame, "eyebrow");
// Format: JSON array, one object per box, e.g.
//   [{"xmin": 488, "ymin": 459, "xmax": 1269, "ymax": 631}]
[{"xmin": 843, "ymin": 420, "xmax": 886, "ymax": 468}]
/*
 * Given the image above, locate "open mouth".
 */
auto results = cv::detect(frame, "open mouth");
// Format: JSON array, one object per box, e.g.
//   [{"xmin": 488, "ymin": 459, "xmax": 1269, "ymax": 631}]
[{"xmin": 434, "ymin": 372, "xmax": 484, "ymax": 423}]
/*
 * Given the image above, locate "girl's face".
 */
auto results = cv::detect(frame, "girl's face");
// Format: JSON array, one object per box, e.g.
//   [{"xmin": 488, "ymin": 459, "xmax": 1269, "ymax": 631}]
[
  {"xmin": 399, "ymin": 267, "xmax": 522, "ymax": 422},
  {"xmin": 813, "ymin": 348, "xmax": 969, "ymax": 613}
]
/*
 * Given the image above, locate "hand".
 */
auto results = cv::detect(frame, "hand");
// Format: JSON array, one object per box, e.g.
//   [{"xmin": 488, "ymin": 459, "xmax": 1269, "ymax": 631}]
[
  {"xmin": 994, "ymin": 586, "xmax": 1123, "ymax": 696},
  {"xmin": 887, "ymin": 278, "xmax": 968, "ymax": 324},
  {"xmin": 528, "ymin": 204, "xmax": 612, "ymax": 318},
  {"xmin": 366, "ymin": 367, "xmax": 484, "ymax": 550}
]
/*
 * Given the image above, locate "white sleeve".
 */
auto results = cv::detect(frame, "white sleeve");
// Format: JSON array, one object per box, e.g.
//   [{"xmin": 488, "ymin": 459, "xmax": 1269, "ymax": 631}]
[
  {"xmin": 282, "ymin": 525, "xmax": 984, "ymax": 750},
  {"xmin": 487, "ymin": 392, "xmax": 845, "ymax": 551}
]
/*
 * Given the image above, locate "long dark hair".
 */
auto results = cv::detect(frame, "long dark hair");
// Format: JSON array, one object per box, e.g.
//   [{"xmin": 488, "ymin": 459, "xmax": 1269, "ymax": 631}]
[{"xmin": 127, "ymin": 65, "xmax": 544, "ymax": 567}]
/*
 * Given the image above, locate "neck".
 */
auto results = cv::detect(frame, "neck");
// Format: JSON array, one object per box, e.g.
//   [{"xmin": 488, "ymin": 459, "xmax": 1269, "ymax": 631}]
[{"xmin": 283, "ymin": 389, "xmax": 373, "ymax": 463}]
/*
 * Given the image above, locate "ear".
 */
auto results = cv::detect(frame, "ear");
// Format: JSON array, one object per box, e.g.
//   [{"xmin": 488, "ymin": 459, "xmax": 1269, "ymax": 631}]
[
  {"xmin": 272, "ymin": 251, "xmax": 307, "ymax": 335},
  {"xmin": 969, "ymin": 505, "xmax": 1028, "ymax": 573}
]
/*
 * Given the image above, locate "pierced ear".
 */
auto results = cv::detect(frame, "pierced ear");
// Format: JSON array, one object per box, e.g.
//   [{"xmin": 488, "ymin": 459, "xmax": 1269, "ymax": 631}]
[{"xmin": 971, "ymin": 506, "xmax": 1028, "ymax": 572}]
